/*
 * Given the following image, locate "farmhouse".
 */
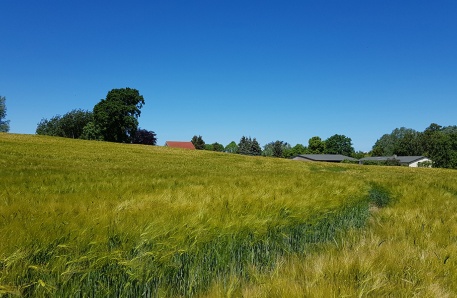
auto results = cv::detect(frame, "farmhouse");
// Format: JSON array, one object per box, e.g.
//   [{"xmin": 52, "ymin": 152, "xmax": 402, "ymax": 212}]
[
  {"xmin": 165, "ymin": 141, "xmax": 195, "ymax": 150},
  {"xmin": 292, "ymin": 154, "xmax": 358, "ymax": 163},
  {"xmin": 359, "ymin": 156, "xmax": 432, "ymax": 167}
]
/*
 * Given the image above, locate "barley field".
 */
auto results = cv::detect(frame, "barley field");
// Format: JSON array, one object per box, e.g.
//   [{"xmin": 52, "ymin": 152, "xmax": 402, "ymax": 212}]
[{"xmin": 1, "ymin": 134, "xmax": 456, "ymax": 297}]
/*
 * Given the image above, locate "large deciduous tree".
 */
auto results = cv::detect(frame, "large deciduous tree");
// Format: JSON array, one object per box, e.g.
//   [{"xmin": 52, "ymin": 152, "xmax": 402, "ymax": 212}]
[
  {"xmin": 371, "ymin": 123, "xmax": 457, "ymax": 169},
  {"xmin": 209, "ymin": 142, "xmax": 224, "ymax": 152},
  {"xmin": 308, "ymin": 136, "xmax": 325, "ymax": 154},
  {"xmin": 224, "ymin": 141, "xmax": 238, "ymax": 153},
  {"xmin": 421, "ymin": 123, "xmax": 457, "ymax": 168},
  {"xmin": 0, "ymin": 96, "xmax": 10, "ymax": 132},
  {"xmin": 372, "ymin": 127, "xmax": 423, "ymax": 157},
  {"xmin": 93, "ymin": 88, "xmax": 145, "ymax": 143},
  {"xmin": 263, "ymin": 140, "xmax": 290, "ymax": 158},
  {"xmin": 133, "ymin": 128, "xmax": 157, "ymax": 145},
  {"xmin": 285, "ymin": 143, "xmax": 308, "ymax": 158},
  {"xmin": 324, "ymin": 134, "xmax": 355, "ymax": 156},
  {"xmin": 36, "ymin": 109, "xmax": 93, "ymax": 139}
]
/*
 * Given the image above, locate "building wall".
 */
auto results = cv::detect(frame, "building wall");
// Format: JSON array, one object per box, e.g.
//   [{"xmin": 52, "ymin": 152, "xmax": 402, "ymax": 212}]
[
  {"xmin": 292, "ymin": 156, "xmax": 312, "ymax": 162},
  {"xmin": 409, "ymin": 158, "xmax": 432, "ymax": 167}
]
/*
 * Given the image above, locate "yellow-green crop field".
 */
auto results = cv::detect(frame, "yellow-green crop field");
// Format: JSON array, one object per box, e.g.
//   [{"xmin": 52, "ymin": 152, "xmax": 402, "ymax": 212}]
[{"xmin": 1, "ymin": 133, "xmax": 456, "ymax": 297}]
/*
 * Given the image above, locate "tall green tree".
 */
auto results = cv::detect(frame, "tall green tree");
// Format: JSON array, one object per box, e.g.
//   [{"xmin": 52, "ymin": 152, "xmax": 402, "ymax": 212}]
[
  {"xmin": 285, "ymin": 143, "xmax": 308, "ymax": 158},
  {"xmin": 238, "ymin": 136, "xmax": 251, "ymax": 155},
  {"xmin": 0, "ymin": 96, "xmax": 10, "ymax": 132},
  {"xmin": 36, "ymin": 115, "xmax": 64, "ymax": 136},
  {"xmin": 394, "ymin": 129, "xmax": 423, "ymax": 156},
  {"xmin": 237, "ymin": 136, "xmax": 262, "ymax": 156},
  {"xmin": 308, "ymin": 136, "xmax": 325, "ymax": 154},
  {"xmin": 80, "ymin": 121, "xmax": 102, "ymax": 140},
  {"xmin": 371, "ymin": 123, "xmax": 457, "ymax": 169},
  {"xmin": 133, "ymin": 128, "xmax": 157, "ymax": 145},
  {"xmin": 324, "ymin": 134, "xmax": 354, "ymax": 156},
  {"xmin": 60, "ymin": 109, "xmax": 94, "ymax": 139},
  {"xmin": 250, "ymin": 138, "xmax": 262, "ymax": 156},
  {"xmin": 93, "ymin": 88, "xmax": 145, "ymax": 143},
  {"xmin": 36, "ymin": 109, "xmax": 93, "ymax": 139},
  {"xmin": 421, "ymin": 123, "xmax": 457, "ymax": 168},
  {"xmin": 263, "ymin": 140, "xmax": 290, "ymax": 158},
  {"xmin": 371, "ymin": 133, "xmax": 394, "ymax": 156},
  {"xmin": 210, "ymin": 142, "xmax": 225, "ymax": 152},
  {"xmin": 191, "ymin": 135, "xmax": 205, "ymax": 150},
  {"xmin": 224, "ymin": 141, "xmax": 238, "ymax": 153},
  {"xmin": 372, "ymin": 127, "xmax": 422, "ymax": 156}
]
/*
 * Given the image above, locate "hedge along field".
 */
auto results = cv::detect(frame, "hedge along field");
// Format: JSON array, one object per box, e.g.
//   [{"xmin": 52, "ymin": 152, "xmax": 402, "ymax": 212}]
[{"xmin": 0, "ymin": 134, "xmax": 454, "ymax": 297}]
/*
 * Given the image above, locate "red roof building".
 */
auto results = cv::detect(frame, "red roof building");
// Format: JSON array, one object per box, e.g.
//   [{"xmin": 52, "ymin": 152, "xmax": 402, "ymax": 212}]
[{"xmin": 165, "ymin": 141, "xmax": 195, "ymax": 150}]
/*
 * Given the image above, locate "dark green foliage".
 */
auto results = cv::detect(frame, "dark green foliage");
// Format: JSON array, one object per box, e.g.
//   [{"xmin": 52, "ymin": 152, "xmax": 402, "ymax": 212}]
[
  {"xmin": 272, "ymin": 141, "xmax": 286, "ymax": 157},
  {"xmin": 285, "ymin": 144, "xmax": 308, "ymax": 158},
  {"xmin": 372, "ymin": 123, "xmax": 457, "ymax": 169},
  {"xmin": 368, "ymin": 185, "xmax": 392, "ymax": 208},
  {"xmin": 394, "ymin": 129, "xmax": 423, "ymax": 156},
  {"xmin": 0, "ymin": 96, "xmax": 10, "ymax": 132},
  {"xmin": 384, "ymin": 158, "xmax": 401, "ymax": 166},
  {"xmin": 418, "ymin": 160, "xmax": 432, "ymax": 168},
  {"xmin": 204, "ymin": 142, "xmax": 224, "ymax": 151},
  {"xmin": 238, "ymin": 136, "xmax": 250, "ymax": 155},
  {"xmin": 80, "ymin": 121, "xmax": 102, "ymax": 140},
  {"xmin": 238, "ymin": 136, "xmax": 262, "ymax": 156},
  {"xmin": 250, "ymin": 138, "xmax": 262, "ymax": 156},
  {"xmin": 133, "ymin": 128, "xmax": 157, "ymax": 145},
  {"xmin": 36, "ymin": 115, "xmax": 63, "ymax": 136},
  {"xmin": 208, "ymin": 142, "xmax": 224, "ymax": 152},
  {"xmin": 308, "ymin": 136, "xmax": 325, "ymax": 154},
  {"xmin": 361, "ymin": 159, "xmax": 401, "ymax": 166},
  {"xmin": 36, "ymin": 109, "xmax": 93, "ymax": 139},
  {"xmin": 324, "ymin": 134, "xmax": 355, "ymax": 156},
  {"xmin": 191, "ymin": 135, "xmax": 205, "ymax": 150},
  {"xmin": 371, "ymin": 133, "xmax": 393, "ymax": 156},
  {"xmin": 422, "ymin": 123, "xmax": 457, "ymax": 168},
  {"xmin": 224, "ymin": 141, "xmax": 238, "ymax": 153},
  {"xmin": 372, "ymin": 127, "xmax": 422, "ymax": 157},
  {"xmin": 340, "ymin": 159, "xmax": 359, "ymax": 164},
  {"xmin": 352, "ymin": 151, "xmax": 367, "ymax": 159},
  {"xmin": 93, "ymin": 88, "xmax": 145, "ymax": 143},
  {"xmin": 263, "ymin": 140, "xmax": 291, "ymax": 158}
]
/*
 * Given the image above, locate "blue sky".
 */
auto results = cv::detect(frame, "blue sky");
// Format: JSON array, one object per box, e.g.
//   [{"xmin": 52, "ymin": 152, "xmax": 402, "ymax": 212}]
[{"xmin": 1, "ymin": 1, "xmax": 456, "ymax": 152}]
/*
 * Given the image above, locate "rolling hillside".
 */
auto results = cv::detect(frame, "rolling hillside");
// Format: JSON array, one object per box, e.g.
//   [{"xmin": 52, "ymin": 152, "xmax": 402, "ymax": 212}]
[{"xmin": 1, "ymin": 134, "xmax": 456, "ymax": 297}]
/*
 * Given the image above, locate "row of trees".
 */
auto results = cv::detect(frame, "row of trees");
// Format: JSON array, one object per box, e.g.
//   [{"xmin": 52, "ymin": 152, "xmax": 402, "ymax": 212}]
[
  {"xmin": 191, "ymin": 134, "xmax": 359, "ymax": 159},
  {"xmin": 372, "ymin": 124, "xmax": 457, "ymax": 168},
  {"xmin": 0, "ymin": 96, "xmax": 10, "ymax": 132},
  {"xmin": 36, "ymin": 88, "xmax": 157, "ymax": 145},
  {"xmin": 10, "ymin": 87, "xmax": 452, "ymax": 169},
  {"xmin": 192, "ymin": 124, "xmax": 457, "ymax": 169}
]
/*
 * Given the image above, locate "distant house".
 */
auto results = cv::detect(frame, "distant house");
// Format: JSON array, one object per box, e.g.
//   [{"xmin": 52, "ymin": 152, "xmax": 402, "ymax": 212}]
[
  {"xmin": 359, "ymin": 156, "xmax": 432, "ymax": 167},
  {"xmin": 292, "ymin": 154, "xmax": 358, "ymax": 163},
  {"xmin": 165, "ymin": 141, "xmax": 195, "ymax": 150}
]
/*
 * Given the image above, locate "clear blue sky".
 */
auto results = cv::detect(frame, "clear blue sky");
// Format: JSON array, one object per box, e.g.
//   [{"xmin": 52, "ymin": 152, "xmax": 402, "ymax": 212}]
[{"xmin": 1, "ymin": 1, "xmax": 456, "ymax": 152}]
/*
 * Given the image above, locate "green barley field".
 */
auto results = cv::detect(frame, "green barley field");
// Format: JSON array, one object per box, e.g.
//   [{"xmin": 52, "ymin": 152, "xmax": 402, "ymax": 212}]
[{"xmin": 1, "ymin": 134, "xmax": 456, "ymax": 297}]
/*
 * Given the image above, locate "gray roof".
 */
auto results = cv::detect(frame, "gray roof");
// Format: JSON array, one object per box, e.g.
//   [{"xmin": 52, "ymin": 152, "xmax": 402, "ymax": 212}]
[
  {"xmin": 360, "ymin": 156, "xmax": 429, "ymax": 164},
  {"xmin": 294, "ymin": 154, "xmax": 358, "ymax": 162}
]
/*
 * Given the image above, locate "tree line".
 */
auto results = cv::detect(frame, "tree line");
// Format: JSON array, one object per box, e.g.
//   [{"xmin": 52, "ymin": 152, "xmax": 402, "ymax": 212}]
[
  {"xmin": 191, "ymin": 134, "xmax": 360, "ymax": 159},
  {"xmin": 35, "ymin": 88, "xmax": 157, "ymax": 145},
  {"xmin": 371, "ymin": 124, "xmax": 457, "ymax": 169},
  {"xmin": 193, "ymin": 123, "xmax": 457, "ymax": 169},
  {"xmin": 0, "ymin": 96, "xmax": 10, "ymax": 132},
  {"xmin": 3, "ymin": 89, "xmax": 456, "ymax": 169}
]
